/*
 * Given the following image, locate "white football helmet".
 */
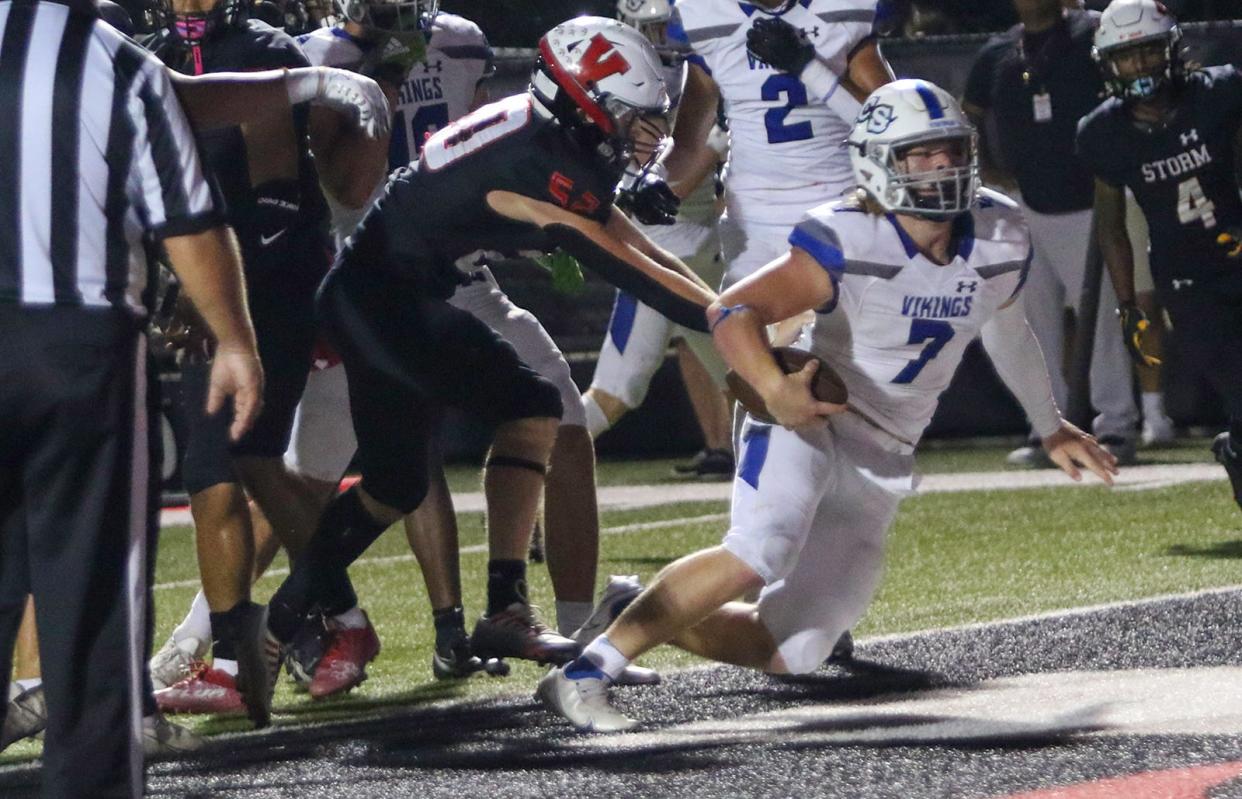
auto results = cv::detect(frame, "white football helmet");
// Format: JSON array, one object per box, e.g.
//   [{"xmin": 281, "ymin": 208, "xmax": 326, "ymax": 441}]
[
  {"xmin": 531, "ymin": 16, "xmax": 670, "ymax": 172},
  {"xmin": 847, "ymin": 80, "xmax": 979, "ymax": 219},
  {"xmin": 1093, "ymin": 0, "xmax": 1183, "ymax": 101},
  {"xmin": 617, "ymin": 0, "xmax": 672, "ymax": 54}
]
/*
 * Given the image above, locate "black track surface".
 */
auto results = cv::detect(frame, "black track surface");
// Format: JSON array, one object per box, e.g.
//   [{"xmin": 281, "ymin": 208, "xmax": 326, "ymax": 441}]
[{"xmin": 4, "ymin": 589, "xmax": 1242, "ymax": 798}]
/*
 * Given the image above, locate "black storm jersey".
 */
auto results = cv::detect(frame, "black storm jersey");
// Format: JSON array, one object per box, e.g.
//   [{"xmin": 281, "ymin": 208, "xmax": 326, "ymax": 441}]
[
  {"xmin": 342, "ymin": 94, "xmax": 619, "ymax": 298},
  {"xmin": 1077, "ymin": 66, "xmax": 1242, "ymax": 283},
  {"xmin": 153, "ymin": 21, "xmax": 328, "ymax": 270}
]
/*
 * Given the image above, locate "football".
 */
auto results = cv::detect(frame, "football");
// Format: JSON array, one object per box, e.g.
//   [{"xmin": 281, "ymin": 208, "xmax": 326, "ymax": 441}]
[{"xmin": 725, "ymin": 347, "xmax": 848, "ymax": 425}]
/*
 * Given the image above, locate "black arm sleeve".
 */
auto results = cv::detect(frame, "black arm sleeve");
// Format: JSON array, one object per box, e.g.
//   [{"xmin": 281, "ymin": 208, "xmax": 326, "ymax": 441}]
[{"xmin": 544, "ymin": 223, "xmax": 710, "ymax": 334}]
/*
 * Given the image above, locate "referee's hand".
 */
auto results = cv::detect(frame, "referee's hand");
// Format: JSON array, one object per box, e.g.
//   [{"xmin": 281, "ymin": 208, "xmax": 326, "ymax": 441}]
[{"xmin": 207, "ymin": 346, "xmax": 264, "ymax": 442}]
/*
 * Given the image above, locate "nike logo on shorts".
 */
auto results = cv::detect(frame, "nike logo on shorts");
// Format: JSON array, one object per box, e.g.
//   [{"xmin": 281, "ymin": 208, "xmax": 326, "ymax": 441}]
[{"xmin": 260, "ymin": 229, "xmax": 288, "ymax": 247}]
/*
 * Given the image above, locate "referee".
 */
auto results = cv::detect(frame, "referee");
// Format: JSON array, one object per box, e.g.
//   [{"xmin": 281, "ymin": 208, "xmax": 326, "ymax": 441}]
[{"xmin": 0, "ymin": 0, "xmax": 262, "ymax": 796}]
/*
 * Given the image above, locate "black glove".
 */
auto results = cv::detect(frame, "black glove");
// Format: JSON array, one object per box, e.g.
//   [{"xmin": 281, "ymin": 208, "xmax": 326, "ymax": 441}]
[
  {"xmin": 616, "ymin": 172, "xmax": 680, "ymax": 226},
  {"xmin": 746, "ymin": 17, "xmax": 814, "ymax": 75},
  {"xmin": 1117, "ymin": 302, "xmax": 1161, "ymax": 368}
]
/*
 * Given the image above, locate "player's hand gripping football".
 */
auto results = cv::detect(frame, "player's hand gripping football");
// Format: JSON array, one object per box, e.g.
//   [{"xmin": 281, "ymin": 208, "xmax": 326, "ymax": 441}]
[
  {"xmin": 1041, "ymin": 421, "xmax": 1119, "ymax": 485},
  {"xmin": 763, "ymin": 358, "xmax": 846, "ymax": 429},
  {"xmin": 1117, "ymin": 301, "xmax": 1161, "ymax": 368},
  {"xmin": 746, "ymin": 17, "xmax": 815, "ymax": 75},
  {"xmin": 286, "ymin": 67, "xmax": 391, "ymax": 139}
]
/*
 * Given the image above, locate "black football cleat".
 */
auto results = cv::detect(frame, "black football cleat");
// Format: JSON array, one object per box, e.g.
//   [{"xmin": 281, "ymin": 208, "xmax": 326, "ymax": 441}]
[
  {"xmin": 284, "ymin": 613, "xmax": 331, "ymax": 691},
  {"xmin": 1212, "ymin": 432, "xmax": 1242, "ymax": 510},
  {"xmin": 470, "ymin": 603, "xmax": 581, "ymax": 666}
]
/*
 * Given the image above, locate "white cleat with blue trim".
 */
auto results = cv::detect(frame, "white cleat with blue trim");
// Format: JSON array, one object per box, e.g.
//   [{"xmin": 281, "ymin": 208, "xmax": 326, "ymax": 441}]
[{"xmin": 537, "ymin": 663, "xmax": 637, "ymax": 733}]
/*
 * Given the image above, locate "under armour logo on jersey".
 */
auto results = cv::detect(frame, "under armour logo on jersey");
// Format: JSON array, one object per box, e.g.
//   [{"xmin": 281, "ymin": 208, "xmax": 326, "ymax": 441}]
[
  {"xmin": 1172, "ymin": 278, "xmax": 1195, "ymax": 290},
  {"xmin": 1180, "ymin": 128, "xmax": 1200, "ymax": 147},
  {"xmin": 576, "ymin": 33, "xmax": 631, "ymax": 85},
  {"xmin": 956, "ymin": 280, "xmax": 978, "ymax": 294},
  {"xmin": 858, "ymin": 98, "xmax": 896, "ymax": 134},
  {"xmin": 423, "ymin": 60, "xmax": 443, "ymax": 73}
]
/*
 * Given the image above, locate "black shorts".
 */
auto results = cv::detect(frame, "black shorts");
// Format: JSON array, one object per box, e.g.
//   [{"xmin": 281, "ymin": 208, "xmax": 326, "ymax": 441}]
[
  {"xmin": 179, "ymin": 252, "xmax": 324, "ymax": 494},
  {"xmin": 317, "ymin": 264, "xmax": 562, "ymax": 512},
  {"xmin": 1160, "ymin": 269, "xmax": 1242, "ymax": 420}
]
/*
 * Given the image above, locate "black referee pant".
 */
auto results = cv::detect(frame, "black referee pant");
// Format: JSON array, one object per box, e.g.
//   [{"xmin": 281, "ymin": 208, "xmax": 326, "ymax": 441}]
[{"xmin": 0, "ymin": 305, "xmax": 150, "ymax": 799}]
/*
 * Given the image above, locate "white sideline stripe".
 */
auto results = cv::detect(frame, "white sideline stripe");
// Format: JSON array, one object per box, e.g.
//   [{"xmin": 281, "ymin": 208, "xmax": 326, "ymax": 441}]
[
  {"xmin": 859, "ymin": 582, "xmax": 1242, "ymax": 645},
  {"xmin": 155, "ymin": 462, "xmax": 1227, "ymax": 529},
  {"xmin": 150, "ymin": 513, "xmax": 731, "ymax": 592}
]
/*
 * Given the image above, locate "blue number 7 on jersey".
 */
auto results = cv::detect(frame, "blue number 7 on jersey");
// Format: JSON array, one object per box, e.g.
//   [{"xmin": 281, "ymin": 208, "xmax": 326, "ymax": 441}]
[{"xmin": 892, "ymin": 319, "xmax": 955, "ymax": 384}]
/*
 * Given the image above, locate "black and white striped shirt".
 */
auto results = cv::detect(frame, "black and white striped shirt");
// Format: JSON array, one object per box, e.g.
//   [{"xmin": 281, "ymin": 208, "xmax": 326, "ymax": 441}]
[{"xmin": 0, "ymin": 0, "xmax": 221, "ymax": 315}]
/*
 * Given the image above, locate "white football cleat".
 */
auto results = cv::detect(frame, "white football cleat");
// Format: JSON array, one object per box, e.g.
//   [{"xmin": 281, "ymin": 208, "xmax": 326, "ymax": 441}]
[
  {"xmin": 572, "ymin": 574, "xmax": 644, "ymax": 646},
  {"xmin": 143, "ymin": 712, "xmax": 204, "ymax": 759},
  {"xmin": 573, "ymin": 576, "xmax": 663, "ymax": 687},
  {"xmin": 537, "ymin": 665, "xmax": 636, "ymax": 733},
  {"xmin": 150, "ymin": 635, "xmax": 209, "ymax": 691}
]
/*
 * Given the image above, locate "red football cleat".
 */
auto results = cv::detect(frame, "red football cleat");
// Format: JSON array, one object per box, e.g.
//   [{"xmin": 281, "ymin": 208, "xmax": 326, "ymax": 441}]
[
  {"xmin": 154, "ymin": 663, "xmax": 246, "ymax": 715},
  {"xmin": 308, "ymin": 614, "xmax": 381, "ymax": 699}
]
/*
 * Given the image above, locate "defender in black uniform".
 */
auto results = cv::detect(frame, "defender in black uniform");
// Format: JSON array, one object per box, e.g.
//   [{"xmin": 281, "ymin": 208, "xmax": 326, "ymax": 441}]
[
  {"xmin": 144, "ymin": 0, "xmax": 332, "ymax": 726},
  {"xmin": 263, "ymin": 17, "xmax": 715, "ymax": 665},
  {"xmin": 1077, "ymin": 0, "xmax": 1242, "ymax": 509}
]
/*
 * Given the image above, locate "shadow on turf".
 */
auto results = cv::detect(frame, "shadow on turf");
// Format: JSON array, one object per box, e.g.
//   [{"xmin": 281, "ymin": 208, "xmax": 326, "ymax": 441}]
[{"xmin": 1165, "ymin": 540, "xmax": 1242, "ymax": 560}]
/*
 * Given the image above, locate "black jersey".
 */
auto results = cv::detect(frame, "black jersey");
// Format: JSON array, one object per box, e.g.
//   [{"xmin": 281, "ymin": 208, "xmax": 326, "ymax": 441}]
[
  {"xmin": 342, "ymin": 94, "xmax": 619, "ymax": 299},
  {"xmin": 1076, "ymin": 66, "xmax": 1242, "ymax": 285},
  {"xmin": 154, "ymin": 21, "xmax": 329, "ymax": 275}
]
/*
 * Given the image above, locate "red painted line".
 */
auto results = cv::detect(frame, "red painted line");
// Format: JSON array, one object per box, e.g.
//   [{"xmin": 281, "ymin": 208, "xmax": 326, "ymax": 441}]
[{"xmin": 1001, "ymin": 761, "xmax": 1242, "ymax": 799}]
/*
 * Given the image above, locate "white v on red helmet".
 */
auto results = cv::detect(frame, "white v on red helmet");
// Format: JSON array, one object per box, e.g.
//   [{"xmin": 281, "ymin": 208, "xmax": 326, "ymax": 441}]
[{"xmin": 531, "ymin": 16, "xmax": 670, "ymax": 169}]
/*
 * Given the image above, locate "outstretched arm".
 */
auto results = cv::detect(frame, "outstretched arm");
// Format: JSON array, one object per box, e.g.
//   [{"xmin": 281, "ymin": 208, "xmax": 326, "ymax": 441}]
[
  {"xmin": 486, "ymin": 191, "xmax": 715, "ymax": 331},
  {"xmin": 981, "ymin": 296, "xmax": 1117, "ymax": 484},
  {"xmin": 170, "ymin": 67, "xmax": 390, "ymax": 139}
]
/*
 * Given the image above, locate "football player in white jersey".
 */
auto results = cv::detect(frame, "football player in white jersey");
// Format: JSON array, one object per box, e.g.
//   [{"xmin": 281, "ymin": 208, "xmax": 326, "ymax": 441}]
[
  {"xmin": 538, "ymin": 80, "xmax": 1119, "ymax": 732},
  {"xmin": 662, "ymin": 0, "xmax": 894, "ymax": 289},
  {"xmin": 583, "ymin": 0, "xmax": 734, "ymax": 475}
]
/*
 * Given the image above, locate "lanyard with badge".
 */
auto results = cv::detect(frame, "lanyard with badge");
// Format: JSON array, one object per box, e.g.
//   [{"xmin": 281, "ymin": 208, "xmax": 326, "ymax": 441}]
[{"xmin": 1015, "ymin": 21, "xmax": 1067, "ymax": 124}]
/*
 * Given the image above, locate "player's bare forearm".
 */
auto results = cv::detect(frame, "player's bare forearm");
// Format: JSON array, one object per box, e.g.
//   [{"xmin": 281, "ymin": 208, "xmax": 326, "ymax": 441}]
[
  {"xmin": 487, "ymin": 190, "xmax": 714, "ymax": 329},
  {"xmin": 171, "ymin": 70, "xmax": 292, "ymax": 130},
  {"xmin": 308, "ymin": 105, "xmax": 389, "ymax": 209},
  {"xmin": 711, "ymin": 304, "xmax": 786, "ymax": 396},
  {"xmin": 163, "ymin": 226, "xmax": 257, "ymax": 354},
  {"xmin": 665, "ymin": 63, "xmax": 720, "ymax": 197},
  {"xmin": 1093, "ymin": 178, "xmax": 1138, "ymax": 305},
  {"xmin": 605, "ymin": 209, "xmax": 714, "ymax": 294},
  {"xmin": 844, "ymin": 38, "xmax": 894, "ymax": 95}
]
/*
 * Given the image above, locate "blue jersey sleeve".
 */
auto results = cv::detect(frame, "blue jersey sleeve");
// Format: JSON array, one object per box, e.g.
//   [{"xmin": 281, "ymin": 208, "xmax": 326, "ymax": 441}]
[{"xmin": 788, "ymin": 214, "xmax": 845, "ymax": 280}]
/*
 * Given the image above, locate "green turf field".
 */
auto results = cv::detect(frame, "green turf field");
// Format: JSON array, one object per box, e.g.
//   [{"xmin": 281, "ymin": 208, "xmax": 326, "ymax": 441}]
[{"xmin": 3, "ymin": 438, "xmax": 1238, "ymax": 760}]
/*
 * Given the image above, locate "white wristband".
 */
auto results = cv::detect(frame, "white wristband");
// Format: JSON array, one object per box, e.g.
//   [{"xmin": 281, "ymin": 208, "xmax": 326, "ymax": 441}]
[
  {"xmin": 284, "ymin": 67, "xmax": 325, "ymax": 106},
  {"xmin": 801, "ymin": 59, "xmax": 862, "ymax": 123}
]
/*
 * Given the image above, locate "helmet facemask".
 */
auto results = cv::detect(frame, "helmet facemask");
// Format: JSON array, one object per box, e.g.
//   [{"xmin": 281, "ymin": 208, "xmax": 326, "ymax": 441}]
[
  {"xmin": 333, "ymin": 0, "xmax": 437, "ymax": 32},
  {"xmin": 864, "ymin": 130, "xmax": 979, "ymax": 219},
  {"xmin": 1096, "ymin": 31, "xmax": 1182, "ymax": 102}
]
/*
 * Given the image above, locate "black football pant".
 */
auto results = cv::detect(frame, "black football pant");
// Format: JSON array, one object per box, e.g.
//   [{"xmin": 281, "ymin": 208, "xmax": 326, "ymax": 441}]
[
  {"xmin": 267, "ymin": 264, "xmax": 563, "ymax": 639},
  {"xmin": 0, "ymin": 307, "xmax": 152, "ymax": 799},
  {"xmin": 1162, "ymin": 272, "xmax": 1242, "ymax": 437}
]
